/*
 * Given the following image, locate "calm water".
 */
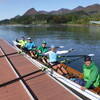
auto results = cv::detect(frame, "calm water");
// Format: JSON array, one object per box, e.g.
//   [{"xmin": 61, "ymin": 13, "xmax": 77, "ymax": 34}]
[{"xmin": 0, "ymin": 25, "xmax": 100, "ymax": 72}]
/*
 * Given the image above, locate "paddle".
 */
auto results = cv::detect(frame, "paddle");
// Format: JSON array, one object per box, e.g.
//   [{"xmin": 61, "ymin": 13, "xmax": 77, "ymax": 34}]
[
  {"xmin": 58, "ymin": 54, "xmax": 95, "ymax": 58},
  {"xmin": 60, "ymin": 58, "xmax": 70, "ymax": 63},
  {"xmin": 47, "ymin": 46, "xmax": 64, "ymax": 48},
  {"xmin": 65, "ymin": 57, "xmax": 84, "ymax": 64}
]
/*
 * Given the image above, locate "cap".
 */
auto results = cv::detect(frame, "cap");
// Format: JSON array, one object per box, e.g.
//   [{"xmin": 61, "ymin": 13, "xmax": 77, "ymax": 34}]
[
  {"xmin": 28, "ymin": 37, "xmax": 31, "ymax": 40},
  {"xmin": 21, "ymin": 36, "xmax": 25, "ymax": 38},
  {"xmin": 84, "ymin": 56, "xmax": 92, "ymax": 62},
  {"xmin": 42, "ymin": 41, "xmax": 46, "ymax": 44},
  {"xmin": 50, "ymin": 45, "xmax": 55, "ymax": 48}
]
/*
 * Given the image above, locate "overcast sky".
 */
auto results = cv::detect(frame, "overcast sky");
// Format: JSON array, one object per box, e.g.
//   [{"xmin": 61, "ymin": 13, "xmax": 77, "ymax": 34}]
[{"xmin": 0, "ymin": 0, "xmax": 100, "ymax": 20}]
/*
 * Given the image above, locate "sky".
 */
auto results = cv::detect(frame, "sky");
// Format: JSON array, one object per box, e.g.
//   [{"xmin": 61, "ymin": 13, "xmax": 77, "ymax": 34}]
[{"xmin": 0, "ymin": 0, "xmax": 100, "ymax": 20}]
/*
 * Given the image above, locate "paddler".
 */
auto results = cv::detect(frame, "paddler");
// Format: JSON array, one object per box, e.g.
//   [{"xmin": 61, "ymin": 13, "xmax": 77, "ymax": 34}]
[
  {"xmin": 74, "ymin": 56, "xmax": 100, "ymax": 90},
  {"xmin": 37, "ymin": 41, "xmax": 48, "ymax": 55},
  {"xmin": 23, "ymin": 37, "xmax": 36, "ymax": 58},
  {"xmin": 44, "ymin": 45, "xmax": 73, "ymax": 76},
  {"xmin": 37, "ymin": 41, "xmax": 48, "ymax": 63},
  {"xmin": 16, "ymin": 36, "xmax": 27, "ymax": 48}
]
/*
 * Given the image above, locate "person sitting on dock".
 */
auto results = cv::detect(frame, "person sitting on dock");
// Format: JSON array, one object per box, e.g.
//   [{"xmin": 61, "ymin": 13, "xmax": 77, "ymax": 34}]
[
  {"xmin": 23, "ymin": 37, "xmax": 36, "ymax": 58},
  {"xmin": 43, "ymin": 45, "xmax": 73, "ymax": 76},
  {"xmin": 74, "ymin": 56, "xmax": 100, "ymax": 91},
  {"xmin": 16, "ymin": 37, "xmax": 27, "ymax": 48}
]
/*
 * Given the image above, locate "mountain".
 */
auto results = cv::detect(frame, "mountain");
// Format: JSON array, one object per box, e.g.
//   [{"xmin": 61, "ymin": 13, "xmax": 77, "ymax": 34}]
[
  {"xmin": 23, "ymin": 4, "xmax": 100, "ymax": 16},
  {"xmin": 24, "ymin": 8, "xmax": 38, "ymax": 16},
  {"xmin": 49, "ymin": 8, "xmax": 70, "ymax": 15},
  {"xmin": 83, "ymin": 4, "xmax": 100, "ymax": 14},
  {"xmin": 24, "ymin": 8, "xmax": 70, "ymax": 15},
  {"xmin": 38, "ymin": 10, "xmax": 48, "ymax": 14},
  {"xmin": 72, "ymin": 6, "xmax": 84, "ymax": 11}
]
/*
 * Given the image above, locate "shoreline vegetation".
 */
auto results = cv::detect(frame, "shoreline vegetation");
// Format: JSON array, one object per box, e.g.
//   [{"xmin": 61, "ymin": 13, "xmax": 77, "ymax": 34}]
[
  {"xmin": 0, "ymin": 23, "xmax": 100, "ymax": 27},
  {"xmin": 0, "ymin": 12, "xmax": 100, "ymax": 27}
]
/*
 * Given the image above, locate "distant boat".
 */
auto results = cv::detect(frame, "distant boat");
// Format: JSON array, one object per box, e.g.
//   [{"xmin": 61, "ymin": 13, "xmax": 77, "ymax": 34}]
[
  {"xmin": 90, "ymin": 21, "xmax": 100, "ymax": 24},
  {"xmin": 25, "ymin": 25, "xmax": 29, "ymax": 27}
]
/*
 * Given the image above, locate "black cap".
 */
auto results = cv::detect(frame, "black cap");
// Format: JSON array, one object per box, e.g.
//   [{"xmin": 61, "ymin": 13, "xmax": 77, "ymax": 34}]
[{"xmin": 84, "ymin": 56, "xmax": 92, "ymax": 62}]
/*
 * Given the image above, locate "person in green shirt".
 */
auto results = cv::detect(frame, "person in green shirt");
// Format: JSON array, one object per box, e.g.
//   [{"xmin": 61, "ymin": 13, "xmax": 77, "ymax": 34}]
[
  {"xmin": 37, "ymin": 41, "xmax": 48, "ymax": 63},
  {"xmin": 37, "ymin": 41, "xmax": 48, "ymax": 55},
  {"xmin": 74, "ymin": 56, "xmax": 100, "ymax": 91}
]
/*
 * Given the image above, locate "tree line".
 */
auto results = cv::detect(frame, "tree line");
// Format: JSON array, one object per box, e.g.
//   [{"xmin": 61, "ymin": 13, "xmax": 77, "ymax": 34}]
[{"xmin": 0, "ymin": 11, "xmax": 100, "ymax": 25}]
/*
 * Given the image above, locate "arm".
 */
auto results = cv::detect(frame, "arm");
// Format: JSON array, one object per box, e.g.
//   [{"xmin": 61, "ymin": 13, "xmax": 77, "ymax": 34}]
[
  {"xmin": 24, "ymin": 43, "xmax": 28, "ymax": 48},
  {"xmin": 84, "ymin": 67, "xmax": 98, "ymax": 89},
  {"xmin": 43, "ymin": 51, "xmax": 50, "ymax": 55},
  {"xmin": 37, "ymin": 46, "xmax": 41, "ymax": 50},
  {"xmin": 16, "ymin": 38, "xmax": 19, "ymax": 42},
  {"xmin": 32, "ymin": 43, "xmax": 36, "ymax": 48},
  {"xmin": 57, "ymin": 48, "xmax": 73, "ymax": 54}
]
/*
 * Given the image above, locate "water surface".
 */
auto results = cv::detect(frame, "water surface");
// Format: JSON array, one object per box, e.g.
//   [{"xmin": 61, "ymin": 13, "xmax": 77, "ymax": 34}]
[{"xmin": 0, "ymin": 25, "xmax": 100, "ymax": 72}]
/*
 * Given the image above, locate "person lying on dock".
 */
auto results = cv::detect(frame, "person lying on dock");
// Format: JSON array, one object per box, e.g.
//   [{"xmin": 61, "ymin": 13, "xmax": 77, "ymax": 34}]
[
  {"xmin": 43, "ymin": 45, "xmax": 73, "ymax": 76},
  {"xmin": 36, "ymin": 41, "xmax": 48, "ymax": 62},
  {"xmin": 16, "ymin": 37, "xmax": 27, "ymax": 48},
  {"xmin": 74, "ymin": 56, "xmax": 100, "ymax": 91},
  {"xmin": 22, "ymin": 37, "xmax": 36, "ymax": 58}
]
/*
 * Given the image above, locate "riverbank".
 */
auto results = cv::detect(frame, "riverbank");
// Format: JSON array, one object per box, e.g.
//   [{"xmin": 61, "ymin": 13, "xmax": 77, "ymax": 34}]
[
  {"xmin": 1, "ymin": 23, "xmax": 100, "ymax": 27},
  {"xmin": 61, "ymin": 24, "xmax": 100, "ymax": 27}
]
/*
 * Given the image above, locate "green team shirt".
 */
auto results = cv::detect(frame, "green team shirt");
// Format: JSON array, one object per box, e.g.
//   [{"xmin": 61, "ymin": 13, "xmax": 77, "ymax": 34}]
[
  {"xmin": 83, "ymin": 62, "xmax": 100, "ymax": 88},
  {"xmin": 37, "ymin": 46, "xmax": 48, "ymax": 55}
]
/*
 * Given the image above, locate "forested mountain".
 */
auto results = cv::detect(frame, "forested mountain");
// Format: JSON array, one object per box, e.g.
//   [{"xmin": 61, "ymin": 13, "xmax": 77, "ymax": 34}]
[
  {"xmin": 23, "ymin": 4, "xmax": 100, "ymax": 15},
  {"xmin": 0, "ymin": 4, "xmax": 100, "ymax": 25}
]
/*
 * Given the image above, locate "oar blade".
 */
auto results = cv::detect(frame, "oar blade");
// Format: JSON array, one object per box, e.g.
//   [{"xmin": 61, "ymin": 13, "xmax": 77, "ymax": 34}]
[
  {"xmin": 59, "ymin": 46, "xmax": 64, "ymax": 48},
  {"xmin": 87, "ymin": 54, "xmax": 95, "ymax": 56}
]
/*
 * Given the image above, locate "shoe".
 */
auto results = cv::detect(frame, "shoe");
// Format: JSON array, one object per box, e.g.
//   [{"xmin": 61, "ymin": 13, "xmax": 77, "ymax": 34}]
[{"xmin": 63, "ymin": 74, "xmax": 69, "ymax": 78}]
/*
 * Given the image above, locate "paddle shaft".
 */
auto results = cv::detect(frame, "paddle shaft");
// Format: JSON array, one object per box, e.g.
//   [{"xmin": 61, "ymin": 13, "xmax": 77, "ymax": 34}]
[
  {"xmin": 46, "ymin": 46, "xmax": 64, "ymax": 48},
  {"xmin": 65, "ymin": 56, "xmax": 84, "ymax": 64},
  {"xmin": 59, "ymin": 54, "xmax": 94, "ymax": 57}
]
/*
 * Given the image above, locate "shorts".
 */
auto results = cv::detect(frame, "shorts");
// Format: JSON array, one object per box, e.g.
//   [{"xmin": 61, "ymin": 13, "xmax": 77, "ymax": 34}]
[{"xmin": 50, "ymin": 61, "xmax": 59, "ymax": 66}]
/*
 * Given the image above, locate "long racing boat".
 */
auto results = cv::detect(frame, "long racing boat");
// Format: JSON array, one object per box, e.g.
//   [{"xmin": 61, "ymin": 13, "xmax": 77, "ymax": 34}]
[{"xmin": 13, "ymin": 40, "xmax": 100, "ymax": 100}]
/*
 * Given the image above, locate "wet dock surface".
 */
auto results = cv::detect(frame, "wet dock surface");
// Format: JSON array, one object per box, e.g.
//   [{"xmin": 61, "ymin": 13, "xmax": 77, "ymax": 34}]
[{"xmin": 0, "ymin": 38, "xmax": 79, "ymax": 100}]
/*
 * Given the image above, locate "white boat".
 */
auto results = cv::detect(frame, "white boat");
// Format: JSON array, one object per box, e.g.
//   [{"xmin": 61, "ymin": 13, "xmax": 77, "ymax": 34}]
[{"xmin": 13, "ymin": 40, "xmax": 100, "ymax": 100}]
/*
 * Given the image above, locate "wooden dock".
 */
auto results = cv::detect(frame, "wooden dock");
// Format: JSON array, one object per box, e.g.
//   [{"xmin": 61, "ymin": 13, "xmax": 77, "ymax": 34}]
[{"xmin": 0, "ymin": 38, "xmax": 80, "ymax": 100}]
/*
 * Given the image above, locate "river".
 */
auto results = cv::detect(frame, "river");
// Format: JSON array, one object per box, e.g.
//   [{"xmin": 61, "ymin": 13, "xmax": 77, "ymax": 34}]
[{"xmin": 0, "ymin": 25, "xmax": 100, "ymax": 72}]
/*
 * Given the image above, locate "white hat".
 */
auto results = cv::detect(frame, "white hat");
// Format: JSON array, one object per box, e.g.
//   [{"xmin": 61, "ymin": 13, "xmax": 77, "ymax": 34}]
[
  {"xmin": 50, "ymin": 45, "xmax": 55, "ymax": 48},
  {"xmin": 28, "ymin": 37, "xmax": 31, "ymax": 40}
]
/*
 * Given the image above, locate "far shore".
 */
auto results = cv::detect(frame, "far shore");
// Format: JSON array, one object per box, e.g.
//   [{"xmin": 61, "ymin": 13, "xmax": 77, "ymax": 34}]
[
  {"xmin": 0, "ymin": 23, "xmax": 100, "ymax": 27},
  {"xmin": 61, "ymin": 24, "xmax": 100, "ymax": 27}
]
